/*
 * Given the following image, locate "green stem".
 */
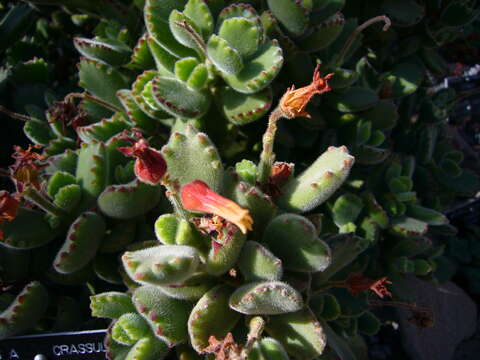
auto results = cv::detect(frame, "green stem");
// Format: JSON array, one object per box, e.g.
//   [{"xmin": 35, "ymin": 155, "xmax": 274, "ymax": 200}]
[
  {"xmin": 22, "ymin": 186, "xmax": 65, "ymax": 217},
  {"xmin": 66, "ymin": 92, "xmax": 124, "ymax": 113},
  {"xmin": 336, "ymin": 15, "xmax": 391, "ymax": 67},
  {"xmin": 257, "ymin": 107, "xmax": 284, "ymax": 183},
  {"xmin": 241, "ymin": 316, "xmax": 266, "ymax": 360},
  {"xmin": 163, "ymin": 181, "xmax": 190, "ymax": 220}
]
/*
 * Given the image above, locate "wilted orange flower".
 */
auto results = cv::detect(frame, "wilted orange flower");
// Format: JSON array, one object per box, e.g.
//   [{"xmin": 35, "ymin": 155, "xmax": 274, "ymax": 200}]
[
  {"xmin": 9, "ymin": 145, "xmax": 46, "ymax": 192},
  {"xmin": 202, "ymin": 333, "xmax": 242, "ymax": 360},
  {"xmin": 345, "ymin": 273, "xmax": 392, "ymax": 298},
  {"xmin": 279, "ymin": 64, "xmax": 333, "ymax": 119},
  {"xmin": 118, "ymin": 137, "xmax": 167, "ymax": 185},
  {"xmin": 181, "ymin": 180, "xmax": 253, "ymax": 234},
  {"xmin": 0, "ymin": 191, "xmax": 20, "ymax": 241}
]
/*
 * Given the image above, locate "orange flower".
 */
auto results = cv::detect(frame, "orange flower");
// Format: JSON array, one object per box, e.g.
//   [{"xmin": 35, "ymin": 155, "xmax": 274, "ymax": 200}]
[
  {"xmin": 181, "ymin": 180, "xmax": 253, "ymax": 234},
  {"xmin": 345, "ymin": 273, "xmax": 392, "ymax": 298},
  {"xmin": 118, "ymin": 138, "xmax": 167, "ymax": 185},
  {"xmin": 0, "ymin": 191, "xmax": 20, "ymax": 241},
  {"xmin": 279, "ymin": 64, "xmax": 333, "ymax": 119},
  {"xmin": 9, "ymin": 145, "xmax": 46, "ymax": 192}
]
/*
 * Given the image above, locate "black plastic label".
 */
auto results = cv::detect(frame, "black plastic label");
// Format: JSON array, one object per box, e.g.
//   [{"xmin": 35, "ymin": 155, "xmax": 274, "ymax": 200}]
[{"xmin": 0, "ymin": 329, "xmax": 107, "ymax": 360}]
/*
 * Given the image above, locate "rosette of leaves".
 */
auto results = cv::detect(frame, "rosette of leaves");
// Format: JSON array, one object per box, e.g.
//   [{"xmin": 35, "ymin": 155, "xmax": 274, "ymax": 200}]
[
  {"xmin": 73, "ymin": 0, "xmax": 284, "ymax": 126},
  {"xmin": 89, "ymin": 122, "xmax": 370, "ymax": 360}
]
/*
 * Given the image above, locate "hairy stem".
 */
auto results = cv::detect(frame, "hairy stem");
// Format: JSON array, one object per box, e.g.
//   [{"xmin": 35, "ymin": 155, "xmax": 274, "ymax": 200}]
[
  {"xmin": 0, "ymin": 105, "xmax": 44, "ymax": 123},
  {"xmin": 241, "ymin": 316, "xmax": 266, "ymax": 360},
  {"xmin": 162, "ymin": 177, "xmax": 189, "ymax": 220},
  {"xmin": 65, "ymin": 92, "xmax": 124, "ymax": 113},
  {"xmin": 336, "ymin": 15, "xmax": 391, "ymax": 67},
  {"xmin": 22, "ymin": 186, "xmax": 65, "ymax": 217},
  {"xmin": 257, "ymin": 107, "xmax": 284, "ymax": 183}
]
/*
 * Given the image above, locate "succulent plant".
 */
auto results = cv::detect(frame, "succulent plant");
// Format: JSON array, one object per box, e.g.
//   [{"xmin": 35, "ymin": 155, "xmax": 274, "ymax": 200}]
[{"xmin": 90, "ymin": 75, "xmax": 364, "ymax": 359}]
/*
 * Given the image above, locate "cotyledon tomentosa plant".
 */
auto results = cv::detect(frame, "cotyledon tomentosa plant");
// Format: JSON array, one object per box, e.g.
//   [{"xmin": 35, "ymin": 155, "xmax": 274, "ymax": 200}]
[
  {"xmin": 3, "ymin": 0, "xmax": 472, "ymax": 355},
  {"xmin": 88, "ymin": 67, "xmax": 390, "ymax": 360}
]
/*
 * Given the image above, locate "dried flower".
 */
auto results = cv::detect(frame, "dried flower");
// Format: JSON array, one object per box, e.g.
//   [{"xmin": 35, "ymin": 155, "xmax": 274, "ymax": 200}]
[
  {"xmin": 344, "ymin": 273, "xmax": 392, "ymax": 298},
  {"xmin": 181, "ymin": 180, "xmax": 253, "ymax": 234},
  {"xmin": 9, "ymin": 145, "xmax": 46, "ymax": 192},
  {"xmin": 261, "ymin": 161, "xmax": 294, "ymax": 197},
  {"xmin": 203, "ymin": 333, "xmax": 242, "ymax": 360},
  {"xmin": 118, "ymin": 137, "xmax": 167, "ymax": 185},
  {"xmin": 0, "ymin": 191, "xmax": 20, "ymax": 241},
  {"xmin": 48, "ymin": 99, "xmax": 89, "ymax": 131},
  {"xmin": 279, "ymin": 64, "xmax": 333, "ymax": 119},
  {"xmin": 192, "ymin": 215, "xmax": 226, "ymax": 237}
]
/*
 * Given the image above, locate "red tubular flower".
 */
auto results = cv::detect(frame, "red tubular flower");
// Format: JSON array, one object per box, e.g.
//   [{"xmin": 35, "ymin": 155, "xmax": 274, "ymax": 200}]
[
  {"xmin": 118, "ymin": 138, "xmax": 167, "ymax": 185},
  {"xmin": 345, "ymin": 273, "xmax": 392, "ymax": 299},
  {"xmin": 9, "ymin": 145, "xmax": 46, "ymax": 192},
  {"xmin": 181, "ymin": 180, "xmax": 253, "ymax": 234},
  {"xmin": 0, "ymin": 191, "xmax": 20, "ymax": 241},
  {"xmin": 279, "ymin": 64, "xmax": 334, "ymax": 119}
]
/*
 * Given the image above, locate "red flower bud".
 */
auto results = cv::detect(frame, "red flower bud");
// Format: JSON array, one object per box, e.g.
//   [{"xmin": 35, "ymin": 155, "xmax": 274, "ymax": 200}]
[
  {"xmin": 181, "ymin": 180, "xmax": 253, "ymax": 234},
  {"xmin": 118, "ymin": 139, "xmax": 167, "ymax": 185}
]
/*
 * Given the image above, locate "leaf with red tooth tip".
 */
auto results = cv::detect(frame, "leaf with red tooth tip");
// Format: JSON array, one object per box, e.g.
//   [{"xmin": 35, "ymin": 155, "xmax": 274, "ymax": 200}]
[
  {"xmin": 188, "ymin": 285, "xmax": 240, "ymax": 353},
  {"xmin": 112, "ymin": 313, "xmax": 150, "ymax": 345},
  {"xmin": 263, "ymin": 214, "xmax": 331, "ymax": 273},
  {"xmin": 265, "ymin": 309, "xmax": 326, "ymax": 360},
  {"xmin": 122, "ymin": 245, "xmax": 200, "ymax": 286},
  {"xmin": 90, "ymin": 292, "xmax": 136, "ymax": 319},
  {"xmin": 126, "ymin": 336, "xmax": 169, "ymax": 360},
  {"xmin": 76, "ymin": 140, "xmax": 108, "ymax": 206},
  {"xmin": 78, "ymin": 58, "xmax": 129, "ymax": 108},
  {"xmin": 133, "ymin": 285, "xmax": 192, "ymax": 347},
  {"xmin": 278, "ymin": 146, "xmax": 355, "ymax": 213},
  {"xmin": 0, "ymin": 208, "xmax": 56, "ymax": 249},
  {"xmin": 98, "ymin": 179, "xmax": 163, "ymax": 220},
  {"xmin": 229, "ymin": 281, "xmax": 303, "ymax": 315},
  {"xmin": 0, "ymin": 281, "xmax": 48, "ymax": 340},
  {"xmin": 266, "ymin": 0, "xmax": 310, "ymax": 36},
  {"xmin": 238, "ymin": 241, "xmax": 283, "ymax": 282},
  {"xmin": 205, "ymin": 225, "xmax": 246, "ymax": 276},
  {"xmin": 53, "ymin": 211, "xmax": 106, "ymax": 274},
  {"xmin": 161, "ymin": 125, "xmax": 223, "ymax": 192}
]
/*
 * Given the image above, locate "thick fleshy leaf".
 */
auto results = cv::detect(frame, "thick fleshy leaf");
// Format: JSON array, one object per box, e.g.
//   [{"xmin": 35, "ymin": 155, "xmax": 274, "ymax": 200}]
[
  {"xmin": 151, "ymin": 76, "xmax": 211, "ymax": 118},
  {"xmin": 229, "ymin": 281, "xmax": 303, "ymax": 315},
  {"xmin": 222, "ymin": 39, "xmax": 283, "ymax": 94}
]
